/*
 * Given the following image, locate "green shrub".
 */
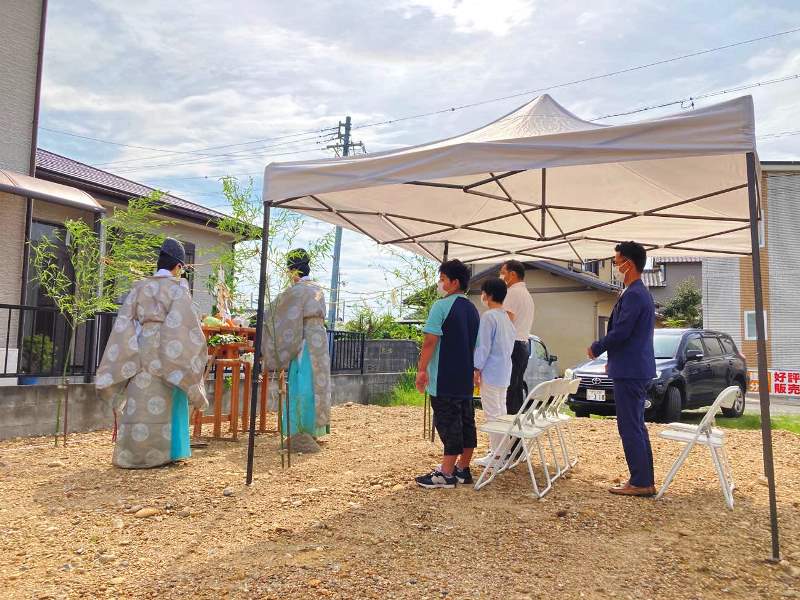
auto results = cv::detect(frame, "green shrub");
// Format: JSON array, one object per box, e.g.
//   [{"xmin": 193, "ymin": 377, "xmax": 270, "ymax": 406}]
[{"xmin": 21, "ymin": 334, "xmax": 54, "ymax": 374}]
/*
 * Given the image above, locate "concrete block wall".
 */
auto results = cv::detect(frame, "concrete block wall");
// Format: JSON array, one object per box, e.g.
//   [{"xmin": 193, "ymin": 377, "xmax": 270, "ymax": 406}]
[
  {"xmin": 0, "ymin": 383, "xmax": 113, "ymax": 441},
  {"xmin": 363, "ymin": 340, "xmax": 418, "ymax": 374},
  {"xmin": 0, "ymin": 370, "xmax": 410, "ymax": 440}
]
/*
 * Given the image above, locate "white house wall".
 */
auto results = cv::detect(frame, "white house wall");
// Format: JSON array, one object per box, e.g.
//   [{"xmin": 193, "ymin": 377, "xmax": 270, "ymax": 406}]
[
  {"xmin": 702, "ymin": 257, "xmax": 742, "ymax": 347},
  {"xmin": 0, "ymin": 1, "xmax": 42, "ymax": 173},
  {"xmin": 766, "ymin": 172, "xmax": 800, "ymax": 370}
]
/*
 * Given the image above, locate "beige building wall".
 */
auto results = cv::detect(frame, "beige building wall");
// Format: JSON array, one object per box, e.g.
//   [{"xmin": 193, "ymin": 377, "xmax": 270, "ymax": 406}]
[{"xmin": 0, "ymin": 1, "xmax": 43, "ymax": 173}]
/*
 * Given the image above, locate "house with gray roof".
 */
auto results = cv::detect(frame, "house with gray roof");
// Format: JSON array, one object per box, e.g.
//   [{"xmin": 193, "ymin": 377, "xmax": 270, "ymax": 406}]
[{"xmin": 33, "ymin": 148, "xmax": 235, "ymax": 313}]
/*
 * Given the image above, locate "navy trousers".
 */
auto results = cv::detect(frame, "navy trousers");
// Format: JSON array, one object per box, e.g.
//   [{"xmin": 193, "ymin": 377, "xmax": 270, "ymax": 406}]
[{"xmin": 613, "ymin": 378, "xmax": 655, "ymax": 488}]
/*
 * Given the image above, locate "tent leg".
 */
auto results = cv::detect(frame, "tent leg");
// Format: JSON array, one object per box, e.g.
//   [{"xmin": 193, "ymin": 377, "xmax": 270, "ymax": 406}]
[
  {"xmin": 245, "ymin": 202, "xmax": 272, "ymax": 486},
  {"xmin": 746, "ymin": 152, "xmax": 780, "ymax": 561}
]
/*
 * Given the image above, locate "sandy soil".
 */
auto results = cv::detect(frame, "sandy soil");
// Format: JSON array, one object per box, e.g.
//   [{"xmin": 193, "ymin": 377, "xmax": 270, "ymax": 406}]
[{"xmin": 1, "ymin": 404, "xmax": 799, "ymax": 600}]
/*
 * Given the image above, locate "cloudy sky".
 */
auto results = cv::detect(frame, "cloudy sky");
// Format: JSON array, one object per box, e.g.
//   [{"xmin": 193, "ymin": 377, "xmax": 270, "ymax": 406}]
[{"xmin": 38, "ymin": 0, "xmax": 800, "ymax": 318}]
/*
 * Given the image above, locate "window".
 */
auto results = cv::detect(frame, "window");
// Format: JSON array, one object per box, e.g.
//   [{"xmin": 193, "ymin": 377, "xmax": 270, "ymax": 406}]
[
  {"xmin": 582, "ymin": 260, "xmax": 600, "ymax": 275},
  {"xmin": 702, "ymin": 337, "xmax": 724, "ymax": 357},
  {"xmin": 532, "ymin": 340, "xmax": 548, "ymax": 360},
  {"xmin": 598, "ymin": 316, "xmax": 609, "ymax": 339},
  {"xmin": 182, "ymin": 241, "xmax": 196, "ymax": 294},
  {"xmin": 744, "ymin": 311, "xmax": 767, "ymax": 340},
  {"xmin": 721, "ymin": 338, "xmax": 737, "ymax": 356},
  {"xmin": 684, "ymin": 336, "xmax": 704, "ymax": 356}
]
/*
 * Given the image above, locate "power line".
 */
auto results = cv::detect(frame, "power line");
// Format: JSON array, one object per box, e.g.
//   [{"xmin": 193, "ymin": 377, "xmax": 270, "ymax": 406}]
[
  {"xmin": 351, "ymin": 26, "xmax": 800, "ymax": 132},
  {"xmin": 38, "ymin": 124, "xmax": 338, "ymax": 161},
  {"xmin": 591, "ymin": 73, "xmax": 800, "ymax": 121},
  {"xmin": 111, "ymin": 146, "xmax": 330, "ymax": 174}
]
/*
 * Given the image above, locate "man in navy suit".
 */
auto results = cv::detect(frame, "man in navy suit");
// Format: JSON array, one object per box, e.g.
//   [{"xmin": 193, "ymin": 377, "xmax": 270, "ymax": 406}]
[{"xmin": 588, "ymin": 241, "xmax": 657, "ymax": 497}]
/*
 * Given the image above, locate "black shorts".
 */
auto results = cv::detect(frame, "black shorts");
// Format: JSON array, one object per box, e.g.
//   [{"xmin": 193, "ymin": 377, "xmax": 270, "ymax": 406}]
[{"xmin": 430, "ymin": 395, "xmax": 477, "ymax": 456}]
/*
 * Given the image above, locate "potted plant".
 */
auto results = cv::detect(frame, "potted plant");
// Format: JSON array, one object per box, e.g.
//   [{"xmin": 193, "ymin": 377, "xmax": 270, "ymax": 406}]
[{"xmin": 20, "ymin": 334, "xmax": 54, "ymax": 384}]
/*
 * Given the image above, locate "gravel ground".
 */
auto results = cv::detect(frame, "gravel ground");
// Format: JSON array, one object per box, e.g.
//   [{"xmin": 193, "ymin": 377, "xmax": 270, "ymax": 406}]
[{"xmin": 1, "ymin": 404, "xmax": 799, "ymax": 600}]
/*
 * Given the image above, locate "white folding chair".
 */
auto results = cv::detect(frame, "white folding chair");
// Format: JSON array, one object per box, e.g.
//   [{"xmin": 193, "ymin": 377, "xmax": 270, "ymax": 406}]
[
  {"xmin": 474, "ymin": 380, "xmax": 555, "ymax": 498},
  {"xmin": 655, "ymin": 385, "xmax": 739, "ymax": 509},
  {"xmin": 491, "ymin": 378, "xmax": 565, "ymax": 479},
  {"xmin": 545, "ymin": 378, "xmax": 580, "ymax": 470}
]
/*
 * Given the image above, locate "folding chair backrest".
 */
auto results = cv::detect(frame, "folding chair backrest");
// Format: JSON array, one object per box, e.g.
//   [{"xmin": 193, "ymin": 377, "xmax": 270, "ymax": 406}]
[
  {"xmin": 696, "ymin": 386, "xmax": 741, "ymax": 433},
  {"xmin": 535, "ymin": 378, "xmax": 565, "ymax": 422},
  {"xmin": 544, "ymin": 378, "xmax": 569, "ymax": 418},
  {"xmin": 518, "ymin": 379, "xmax": 554, "ymax": 425},
  {"xmin": 567, "ymin": 378, "xmax": 580, "ymax": 395}
]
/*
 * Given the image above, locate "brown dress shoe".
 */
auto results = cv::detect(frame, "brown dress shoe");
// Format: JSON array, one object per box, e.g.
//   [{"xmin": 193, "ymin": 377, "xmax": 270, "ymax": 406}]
[{"xmin": 608, "ymin": 482, "xmax": 656, "ymax": 497}]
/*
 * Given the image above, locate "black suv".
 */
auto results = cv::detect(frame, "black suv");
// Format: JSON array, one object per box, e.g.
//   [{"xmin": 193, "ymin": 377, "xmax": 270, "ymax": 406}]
[{"xmin": 567, "ymin": 329, "xmax": 748, "ymax": 422}]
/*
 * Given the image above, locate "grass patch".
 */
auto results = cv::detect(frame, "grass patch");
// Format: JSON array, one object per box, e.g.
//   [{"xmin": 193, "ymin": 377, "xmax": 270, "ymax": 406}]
[
  {"xmin": 681, "ymin": 412, "xmax": 800, "ymax": 435},
  {"xmin": 372, "ymin": 368, "xmax": 426, "ymax": 407}
]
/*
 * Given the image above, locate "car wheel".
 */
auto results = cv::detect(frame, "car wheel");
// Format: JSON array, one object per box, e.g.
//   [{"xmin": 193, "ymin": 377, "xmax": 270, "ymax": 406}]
[
  {"xmin": 573, "ymin": 406, "xmax": 590, "ymax": 418},
  {"xmin": 721, "ymin": 381, "xmax": 746, "ymax": 418},
  {"xmin": 660, "ymin": 386, "xmax": 683, "ymax": 423}
]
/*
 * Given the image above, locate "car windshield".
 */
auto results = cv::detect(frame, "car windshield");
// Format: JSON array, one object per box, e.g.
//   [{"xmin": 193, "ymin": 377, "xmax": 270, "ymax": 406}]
[
  {"xmin": 593, "ymin": 332, "xmax": 683, "ymax": 361},
  {"xmin": 653, "ymin": 333, "xmax": 683, "ymax": 359}
]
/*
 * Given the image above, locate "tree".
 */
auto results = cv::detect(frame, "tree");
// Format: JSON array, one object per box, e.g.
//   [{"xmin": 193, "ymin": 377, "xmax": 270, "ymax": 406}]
[
  {"xmin": 377, "ymin": 248, "xmax": 439, "ymax": 320},
  {"xmin": 102, "ymin": 192, "xmax": 171, "ymax": 298},
  {"xmin": 344, "ymin": 306, "xmax": 422, "ymax": 342},
  {"xmin": 662, "ymin": 278, "xmax": 703, "ymax": 329},
  {"xmin": 205, "ymin": 176, "xmax": 335, "ymax": 314},
  {"xmin": 29, "ymin": 193, "xmax": 168, "ymax": 446},
  {"xmin": 30, "ymin": 220, "xmax": 117, "ymax": 446}
]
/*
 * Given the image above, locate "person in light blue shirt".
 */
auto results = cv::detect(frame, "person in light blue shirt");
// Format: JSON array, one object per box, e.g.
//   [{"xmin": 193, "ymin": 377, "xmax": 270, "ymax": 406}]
[{"xmin": 473, "ymin": 277, "xmax": 516, "ymax": 468}]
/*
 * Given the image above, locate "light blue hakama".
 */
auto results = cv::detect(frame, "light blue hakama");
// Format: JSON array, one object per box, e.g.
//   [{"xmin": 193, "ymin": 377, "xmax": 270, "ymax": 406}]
[
  {"xmin": 282, "ymin": 342, "xmax": 326, "ymax": 438},
  {"xmin": 170, "ymin": 387, "xmax": 191, "ymax": 461}
]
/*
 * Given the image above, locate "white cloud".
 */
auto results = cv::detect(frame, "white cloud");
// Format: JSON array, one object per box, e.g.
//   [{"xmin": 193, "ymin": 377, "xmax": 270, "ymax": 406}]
[{"xmin": 397, "ymin": 0, "xmax": 535, "ymax": 36}]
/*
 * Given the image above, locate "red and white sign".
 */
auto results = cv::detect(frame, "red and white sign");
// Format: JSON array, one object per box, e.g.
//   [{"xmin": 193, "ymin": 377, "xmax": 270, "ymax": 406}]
[{"xmin": 771, "ymin": 370, "xmax": 800, "ymax": 396}]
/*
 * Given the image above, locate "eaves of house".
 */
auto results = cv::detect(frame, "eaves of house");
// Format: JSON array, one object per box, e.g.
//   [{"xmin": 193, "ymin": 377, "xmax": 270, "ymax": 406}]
[
  {"xmin": 35, "ymin": 148, "xmax": 252, "ymax": 234},
  {"xmin": 471, "ymin": 260, "xmax": 620, "ymax": 294}
]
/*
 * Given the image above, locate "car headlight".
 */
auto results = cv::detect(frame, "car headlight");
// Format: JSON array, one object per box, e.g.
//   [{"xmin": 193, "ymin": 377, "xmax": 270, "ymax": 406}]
[
  {"xmin": 652, "ymin": 371, "xmax": 661, "ymax": 380},
  {"xmin": 564, "ymin": 368, "xmax": 574, "ymax": 379}
]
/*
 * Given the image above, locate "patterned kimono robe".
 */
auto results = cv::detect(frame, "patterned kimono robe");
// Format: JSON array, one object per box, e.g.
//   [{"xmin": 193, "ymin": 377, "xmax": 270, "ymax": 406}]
[
  {"xmin": 261, "ymin": 278, "xmax": 331, "ymax": 433},
  {"xmin": 96, "ymin": 276, "xmax": 209, "ymax": 468}
]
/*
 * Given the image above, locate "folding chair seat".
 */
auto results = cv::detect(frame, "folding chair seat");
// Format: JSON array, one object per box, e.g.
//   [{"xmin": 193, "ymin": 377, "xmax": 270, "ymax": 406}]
[
  {"xmin": 474, "ymin": 380, "xmax": 555, "ymax": 498},
  {"xmin": 655, "ymin": 386, "xmax": 739, "ymax": 509}
]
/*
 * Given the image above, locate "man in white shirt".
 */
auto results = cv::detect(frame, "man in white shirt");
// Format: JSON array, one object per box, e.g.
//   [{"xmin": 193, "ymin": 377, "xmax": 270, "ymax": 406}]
[{"xmin": 499, "ymin": 260, "xmax": 535, "ymax": 415}]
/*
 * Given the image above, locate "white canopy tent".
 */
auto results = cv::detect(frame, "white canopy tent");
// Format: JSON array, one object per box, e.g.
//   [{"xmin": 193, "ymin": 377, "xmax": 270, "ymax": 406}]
[{"xmin": 245, "ymin": 94, "xmax": 780, "ymax": 560}]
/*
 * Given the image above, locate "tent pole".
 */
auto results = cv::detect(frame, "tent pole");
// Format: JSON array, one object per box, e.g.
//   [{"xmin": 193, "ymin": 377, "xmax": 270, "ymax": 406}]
[
  {"xmin": 746, "ymin": 151, "xmax": 780, "ymax": 561},
  {"xmin": 245, "ymin": 201, "xmax": 272, "ymax": 486},
  {"xmin": 540, "ymin": 168, "xmax": 546, "ymax": 238}
]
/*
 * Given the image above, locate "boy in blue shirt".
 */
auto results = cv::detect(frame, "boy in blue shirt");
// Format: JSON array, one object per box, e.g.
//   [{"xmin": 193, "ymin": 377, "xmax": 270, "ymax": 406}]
[
  {"xmin": 473, "ymin": 277, "xmax": 516, "ymax": 469},
  {"xmin": 415, "ymin": 259, "xmax": 480, "ymax": 488}
]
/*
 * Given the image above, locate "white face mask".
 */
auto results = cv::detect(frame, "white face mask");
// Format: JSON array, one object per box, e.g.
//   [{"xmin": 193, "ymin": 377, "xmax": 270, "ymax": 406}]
[
  {"xmin": 480, "ymin": 294, "xmax": 489, "ymax": 308},
  {"xmin": 613, "ymin": 260, "xmax": 630, "ymax": 281},
  {"xmin": 436, "ymin": 281, "xmax": 447, "ymax": 297}
]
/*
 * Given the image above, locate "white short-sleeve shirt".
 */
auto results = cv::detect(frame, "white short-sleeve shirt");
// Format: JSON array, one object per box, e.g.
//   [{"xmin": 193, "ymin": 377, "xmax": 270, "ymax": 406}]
[{"xmin": 503, "ymin": 281, "xmax": 535, "ymax": 342}]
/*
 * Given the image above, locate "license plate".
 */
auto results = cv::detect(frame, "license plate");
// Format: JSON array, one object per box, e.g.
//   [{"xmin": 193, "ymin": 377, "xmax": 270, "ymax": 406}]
[{"xmin": 586, "ymin": 389, "xmax": 606, "ymax": 402}]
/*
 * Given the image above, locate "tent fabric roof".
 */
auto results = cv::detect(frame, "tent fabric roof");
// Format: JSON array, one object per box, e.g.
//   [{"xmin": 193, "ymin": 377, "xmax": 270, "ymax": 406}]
[
  {"xmin": 0, "ymin": 167, "xmax": 103, "ymax": 212},
  {"xmin": 263, "ymin": 94, "xmax": 758, "ymax": 264}
]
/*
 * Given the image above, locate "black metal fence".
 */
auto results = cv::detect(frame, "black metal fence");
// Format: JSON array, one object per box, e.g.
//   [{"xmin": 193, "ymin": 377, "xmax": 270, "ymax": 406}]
[
  {"xmin": 328, "ymin": 330, "xmax": 366, "ymax": 373},
  {"xmin": 0, "ymin": 303, "xmax": 365, "ymax": 381},
  {"xmin": 0, "ymin": 303, "xmax": 118, "ymax": 381}
]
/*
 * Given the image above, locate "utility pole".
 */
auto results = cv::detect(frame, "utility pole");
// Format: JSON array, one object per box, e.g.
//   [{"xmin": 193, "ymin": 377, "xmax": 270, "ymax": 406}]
[{"xmin": 326, "ymin": 116, "xmax": 364, "ymax": 327}]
